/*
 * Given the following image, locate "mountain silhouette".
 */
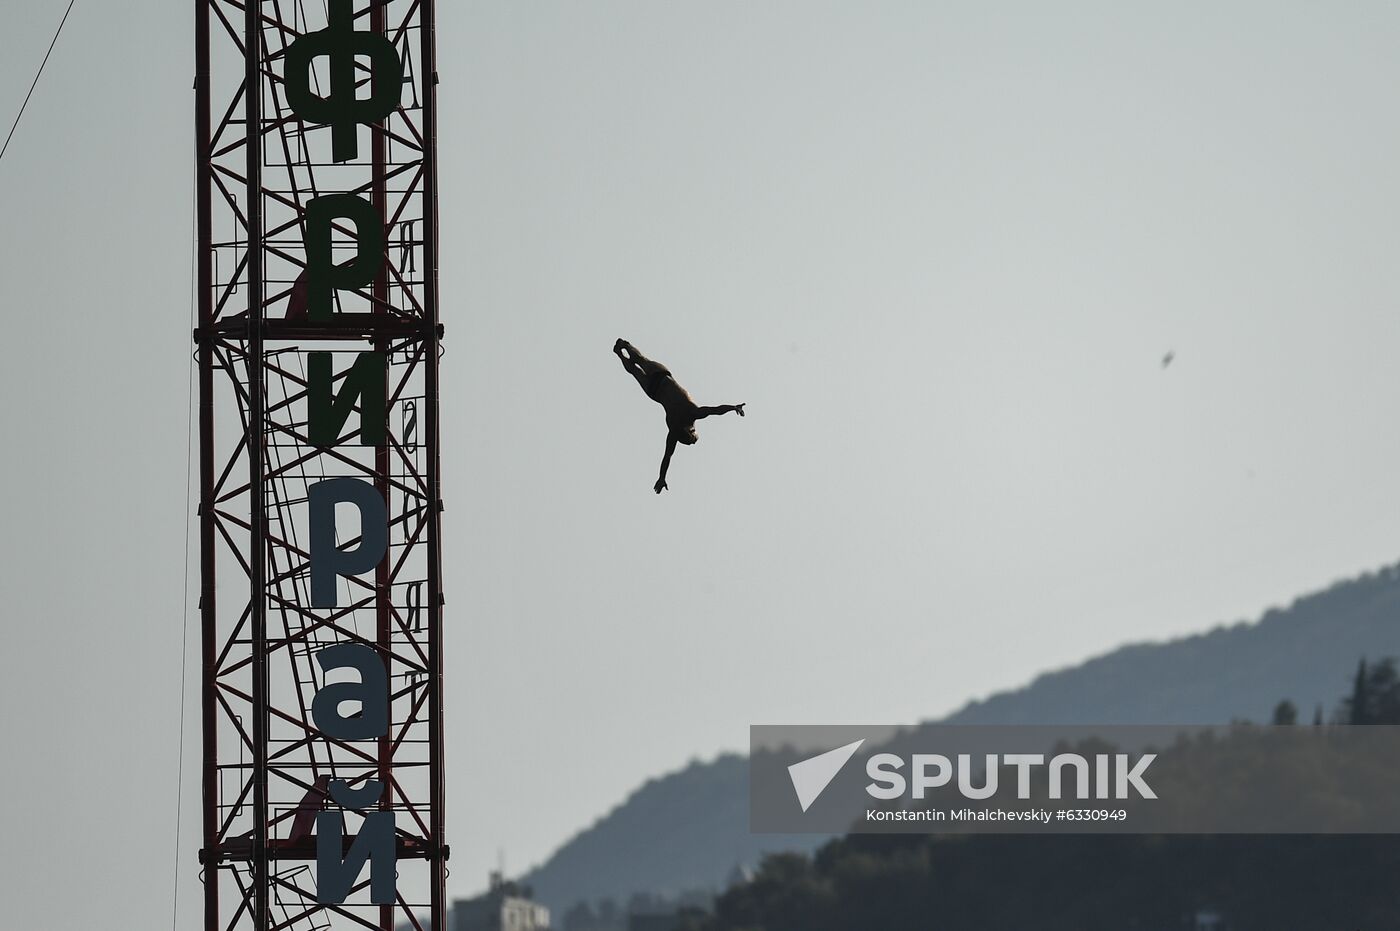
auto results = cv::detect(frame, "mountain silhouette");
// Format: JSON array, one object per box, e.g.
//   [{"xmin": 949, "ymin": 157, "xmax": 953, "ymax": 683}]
[{"xmin": 523, "ymin": 562, "xmax": 1400, "ymax": 914}]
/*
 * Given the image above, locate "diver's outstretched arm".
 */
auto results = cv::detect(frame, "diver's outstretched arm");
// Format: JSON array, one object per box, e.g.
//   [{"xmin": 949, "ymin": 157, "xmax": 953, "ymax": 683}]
[
  {"xmin": 696, "ymin": 403, "xmax": 745, "ymax": 419},
  {"xmin": 655, "ymin": 433, "xmax": 678, "ymax": 494}
]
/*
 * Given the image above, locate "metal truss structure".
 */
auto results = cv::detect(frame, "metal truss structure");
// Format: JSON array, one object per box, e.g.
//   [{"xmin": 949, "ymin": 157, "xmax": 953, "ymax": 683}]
[{"xmin": 194, "ymin": 1, "xmax": 445, "ymax": 928}]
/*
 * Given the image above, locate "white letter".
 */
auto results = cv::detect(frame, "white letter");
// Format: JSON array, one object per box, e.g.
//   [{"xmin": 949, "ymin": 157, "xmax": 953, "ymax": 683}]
[
  {"xmin": 1004, "ymin": 754, "xmax": 1044, "ymax": 799},
  {"xmin": 1116, "ymin": 753, "xmax": 1157, "ymax": 799},
  {"xmin": 1049, "ymin": 754, "xmax": 1089, "ymax": 799},
  {"xmin": 910, "ymin": 754, "xmax": 952, "ymax": 799},
  {"xmin": 865, "ymin": 753, "xmax": 906, "ymax": 799},
  {"xmin": 957, "ymin": 754, "xmax": 998, "ymax": 800}
]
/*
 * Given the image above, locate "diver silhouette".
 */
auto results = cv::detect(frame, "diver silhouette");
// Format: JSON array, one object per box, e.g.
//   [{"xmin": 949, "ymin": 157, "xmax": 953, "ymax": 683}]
[{"xmin": 613, "ymin": 339, "xmax": 746, "ymax": 493}]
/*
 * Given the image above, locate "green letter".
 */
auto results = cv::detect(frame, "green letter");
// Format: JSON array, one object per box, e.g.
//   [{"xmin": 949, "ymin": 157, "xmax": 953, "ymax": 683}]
[
  {"xmin": 309, "ymin": 351, "xmax": 386, "ymax": 446},
  {"xmin": 284, "ymin": 0, "xmax": 404, "ymax": 163},
  {"xmin": 304, "ymin": 194, "xmax": 384, "ymax": 320}
]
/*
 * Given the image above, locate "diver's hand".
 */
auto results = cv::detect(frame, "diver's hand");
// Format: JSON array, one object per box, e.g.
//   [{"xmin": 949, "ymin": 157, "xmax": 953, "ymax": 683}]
[{"xmin": 654, "ymin": 478, "xmax": 668, "ymax": 494}]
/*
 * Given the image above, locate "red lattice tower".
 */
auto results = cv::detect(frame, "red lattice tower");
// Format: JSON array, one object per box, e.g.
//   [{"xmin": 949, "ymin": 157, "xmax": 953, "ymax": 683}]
[{"xmin": 194, "ymin": 1, "xmax": 446, "ymax": 928}]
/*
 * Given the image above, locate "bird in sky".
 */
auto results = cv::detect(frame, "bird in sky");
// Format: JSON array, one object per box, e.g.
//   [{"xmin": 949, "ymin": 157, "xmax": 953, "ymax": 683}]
[{"xmin": 1161, "ymin": 350, "xmax": 1175, "ymax": 369}]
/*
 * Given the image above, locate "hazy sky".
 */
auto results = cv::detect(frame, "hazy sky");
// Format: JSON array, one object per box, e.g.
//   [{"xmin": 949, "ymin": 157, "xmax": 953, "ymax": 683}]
[{"xmin": 5, "ymin": 1, "xmax": 1400, "ymax": 926}]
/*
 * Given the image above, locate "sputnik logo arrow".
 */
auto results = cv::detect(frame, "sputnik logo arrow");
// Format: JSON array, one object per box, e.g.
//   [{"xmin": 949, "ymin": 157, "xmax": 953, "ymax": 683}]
[{"xmin": 787, "ymin": 738, "xmax": 866, "ymax": 812}]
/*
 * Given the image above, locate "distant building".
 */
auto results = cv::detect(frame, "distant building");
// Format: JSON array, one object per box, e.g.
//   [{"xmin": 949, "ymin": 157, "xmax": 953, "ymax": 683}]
[
  {"xmin": 560, "ymin": 888, "xmax": 713, "ymax": 931},
  {"xmin": 453, "ymin": 872, "xmax": 551, "ymax": 931}
]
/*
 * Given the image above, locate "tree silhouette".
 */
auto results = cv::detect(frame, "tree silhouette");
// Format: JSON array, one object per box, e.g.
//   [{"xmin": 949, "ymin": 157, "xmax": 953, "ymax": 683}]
[{"xmin": 1340, "ymin": 657, "xmax": 1400, "ymax": 724}]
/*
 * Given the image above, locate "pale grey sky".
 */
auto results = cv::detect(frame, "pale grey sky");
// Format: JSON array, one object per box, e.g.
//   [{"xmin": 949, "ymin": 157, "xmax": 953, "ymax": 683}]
[{"xmin": 4, "ymin": 1, "xmax": 1400, "ymax": 926}]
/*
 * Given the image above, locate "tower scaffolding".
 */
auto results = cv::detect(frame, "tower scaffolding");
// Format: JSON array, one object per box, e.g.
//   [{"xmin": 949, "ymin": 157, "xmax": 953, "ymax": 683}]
[{"xmin": 194, "ymin": 1, "xmax": 446, "ymax": 928}]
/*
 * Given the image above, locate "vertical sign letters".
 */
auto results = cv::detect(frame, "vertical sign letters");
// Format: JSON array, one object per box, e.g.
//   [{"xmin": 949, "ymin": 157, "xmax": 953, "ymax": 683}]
[{"xmin": 284, "ymin": 0, "xmax": 400, "ymax": 905}]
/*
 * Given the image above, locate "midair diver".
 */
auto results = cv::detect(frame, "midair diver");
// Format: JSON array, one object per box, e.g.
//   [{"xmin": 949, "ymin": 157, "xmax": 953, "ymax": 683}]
[{"xmin": 613, "ymin": 339, "xmax": 746, "ymax": 493}]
